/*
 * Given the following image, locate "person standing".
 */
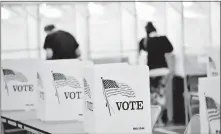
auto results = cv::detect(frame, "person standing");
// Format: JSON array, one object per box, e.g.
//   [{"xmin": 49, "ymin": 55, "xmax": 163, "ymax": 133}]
[
  {"xmin": 138, "ymin": 22, "xmax": 174, "ymax": 126},
  {"xmin": 43, "ymin": 24, "xmax": 81, "ymax": 60}
]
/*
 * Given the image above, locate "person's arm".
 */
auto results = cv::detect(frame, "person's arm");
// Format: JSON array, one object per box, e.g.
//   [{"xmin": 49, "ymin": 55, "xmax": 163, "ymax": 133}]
[
  {"xmin": 72, "ymin": 36, "xmax": 81, "ymax": 59},
  {"xmin": 163, "ymin": 36, "xmax": 173, "ymax": 53},
  {"xmin": 43, "ymin": 35, "xmax": 50, "ymax": 50},
  {"xmin": 43, "ymin": 35, "xmax": 53, "ymax": 60},
  {"xmin": 139, "ymin": 38, "xmax": 145, "ymax": 54},
  {"xmin": 75, "ymin": 47, "xmax": 81, "ymax": 59},
  {"xmin": 46, "ymin": 48, "xmax": 53, "ymax": 60},
  {"xmin": 137, "ymin": 38, "xmax": 148, "ymax": 65}
]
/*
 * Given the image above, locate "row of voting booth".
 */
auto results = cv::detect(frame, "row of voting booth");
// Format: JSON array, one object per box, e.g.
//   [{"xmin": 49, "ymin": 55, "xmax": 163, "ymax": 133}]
[
  {"xmin": 1, "ymin": 60, "xmax": 151, "ymax": 133},
  {"xmin": 1, "ymin": 47, "xmax": 220, "ymax": 134}
]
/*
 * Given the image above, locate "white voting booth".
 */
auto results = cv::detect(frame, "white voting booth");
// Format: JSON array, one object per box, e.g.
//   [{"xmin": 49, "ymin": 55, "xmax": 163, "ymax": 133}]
[
  {"xmin": 36, "ymin": 59, "xmax": 93, "ymax": 121},
  {"xmin": 198, "ymin": 77, "xmax": 220, "ymax": 134},
  {"xmin": 1, "ymin": 59, "xmax": 37, "ymax": 111},
  {"xmin": 83, "ymin": 65, "xmax": 151, "ymax": 134}
]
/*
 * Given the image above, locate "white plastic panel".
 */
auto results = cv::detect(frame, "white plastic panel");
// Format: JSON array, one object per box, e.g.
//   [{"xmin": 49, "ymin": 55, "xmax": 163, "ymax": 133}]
[
  {"xmin": 2, "ymin": 51, "xmax": 29, "ymax": 59},
  {"xmin": 211, "ymin": 2, "xmax": 220, "ymax": 47},
  {"xmin": 122, "ymin": 51, "xmax": 137, "ymax": 64},
  {"xmin": 1, "ymin": 18, "xmax": 27, "ymax": 50},
  {"xmin": 90, "ymin": 51, "xmax": 121, "ymax": 59},
  {"xmin": 26, "ymin": 5, "xmax": 39, "ymax": 49},
  {"xmin": 29, "ymin": 50, "xmax": 39, "ymax": 58},
  {"xmin": 184, "ymin": 2, "xmax": 211, "ymax": 52},
  {"xmin": 166, "ymin": 2, "xmax": 185, "ymax": 76},
  {"xmin": 121, "ymin": 3, "xmax": 137, "ymax": 51},
  {"xmin": 89, "ymin": 3, "xmax": 121, "ymax": 54},
  {"xmin": 75, "ymin": 3, "xmax": 89, "ymax": 60}
]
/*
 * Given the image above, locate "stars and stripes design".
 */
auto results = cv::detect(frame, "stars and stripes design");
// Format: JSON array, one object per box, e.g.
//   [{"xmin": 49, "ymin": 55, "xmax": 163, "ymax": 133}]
[
  {"xmin": 102, "ymin": 79, "xmax": 136, "ymax": 98},
  {"xmin": 52, "ymin": 72, "xmax": 81, "ymax": 104},
  {"xmin": 83, "ymin": 78, "xmax": 91, "ymax": 98},
  {"xmin": 37, "ymin": 72, "xmax": 43, "ymax": 89},
  {"xmin": 101, "ymin": 78, "xmax": 136, "ymax": 116},
  {"xmin": 52, "ymin": 72, "xmax": 81, "ymax": 89},
  {"xmin": 2, "ymin": 68, "xmax": 28, "ymax": 96},
  {"xmin": 206, "ymin": 97, "xmax": 220, "ymax": 122},
  {"xmin": 3, "ymin": 69, "xmax": 28, "ymax": 83},
  {"xmin": 206, "ymin": 97, "xmax": 220, "ymax": 134}
]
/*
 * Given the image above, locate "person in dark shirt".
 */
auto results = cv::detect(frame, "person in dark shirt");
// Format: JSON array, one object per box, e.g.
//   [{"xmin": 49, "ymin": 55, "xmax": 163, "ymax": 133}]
[
  {"xmin": 139, "ymin": 22, "xmax": 174, "ymax": 126},
  {"xmin": 139, "ymin": 22, "xmax": 173, "ymax": 70},
  {"xmin": 43, "ymin": 24, "xmax": 81, "ymax": 60}
]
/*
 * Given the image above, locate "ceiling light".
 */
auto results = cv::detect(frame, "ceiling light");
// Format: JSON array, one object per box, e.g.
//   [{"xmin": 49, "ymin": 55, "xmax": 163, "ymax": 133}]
[
  {"xmin": 1, "ymin": 7, "xmax": 10, "ymax": 20},
  {"xmin": 88, "ymin": 2, "xmax": 104, "ymax": 16},
  {"xmin": 183, "ymin": 2, "xmax": 193, "ymax": 8},
  {"xmin": 40, "ymin": 4, "xmax": 62, "ymax": 18}
]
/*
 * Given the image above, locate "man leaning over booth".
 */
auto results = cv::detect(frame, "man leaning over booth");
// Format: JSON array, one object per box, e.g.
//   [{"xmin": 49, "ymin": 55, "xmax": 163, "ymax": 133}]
[{"xmin": 43, "ymin": 24, "xmax": 81, "ymax": 60}]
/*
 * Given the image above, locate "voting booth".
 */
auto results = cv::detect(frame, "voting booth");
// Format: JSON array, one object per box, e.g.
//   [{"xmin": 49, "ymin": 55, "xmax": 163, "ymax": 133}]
[
  {"xmin": 1, "ymin": 59, "xmax": 37, "ymax": 111},
  {"xmin": 36, "ymin": 59, "xmax": 93, "ymax": 121},
  {"xmin": 198, "ymin": 77, "xmax": 220, "ymax": 134},
  {"xmin": 83, "ymin": 65, "xmax": 151, "ymax": 134}
]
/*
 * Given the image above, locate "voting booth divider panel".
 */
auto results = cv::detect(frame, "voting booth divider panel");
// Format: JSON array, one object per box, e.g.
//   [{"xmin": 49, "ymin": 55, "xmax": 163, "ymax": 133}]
[
  {"xmin": 1, "ymin": 59, "xmax": 38, "ymax": 111},
  {"xmin": 83, "ymin": 64, "xmax": 152, "ymax": 134},
  {"xmin": 198, "ymin": 77, "xmax": 220, "ymax": 134},
  {"xmin": 36, "ymin": 59, "xmax": 93, "ymax": 121},
  {"xmin": 83, "ymin": 63, "xmax": 129, "ymax": 133}
]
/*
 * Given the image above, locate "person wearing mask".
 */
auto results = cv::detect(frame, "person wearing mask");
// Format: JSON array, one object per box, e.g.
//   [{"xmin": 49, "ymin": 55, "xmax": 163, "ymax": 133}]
[
  {"xmin": 43, "ymin": 24, "xmax": 81, "ymax": 60},
  {"xmin": 138, "ymin": 22, "xmax": 174, "ymax": 126}
]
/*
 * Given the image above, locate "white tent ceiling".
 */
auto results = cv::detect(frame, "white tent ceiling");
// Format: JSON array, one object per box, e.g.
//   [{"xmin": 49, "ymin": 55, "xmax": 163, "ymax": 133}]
[{"xmin": 2, "ymin": 2, "xmax": 219, "ymax": 20}]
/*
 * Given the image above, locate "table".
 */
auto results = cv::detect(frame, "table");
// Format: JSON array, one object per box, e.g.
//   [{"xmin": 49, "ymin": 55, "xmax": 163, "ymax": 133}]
[
  {"xmin": 21, "ymin": 120, "xmax": 84, "ymax": 134},
  {"xmin": 2, "ymin": 110, "xmax": 36, "ymax": 121},
  {"xmin": 1, "ymin": 110, "xmax": 83, "ymax": 134},
  {"xmin": 1, "ymin": 110, "xmax": 185, "ymax": 134}
]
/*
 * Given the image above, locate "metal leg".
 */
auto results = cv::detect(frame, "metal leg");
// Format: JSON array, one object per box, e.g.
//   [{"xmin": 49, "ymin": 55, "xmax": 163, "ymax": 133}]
[{"xmin": 165, "ymin": 73, "xmax": 173, "ymax": 124}]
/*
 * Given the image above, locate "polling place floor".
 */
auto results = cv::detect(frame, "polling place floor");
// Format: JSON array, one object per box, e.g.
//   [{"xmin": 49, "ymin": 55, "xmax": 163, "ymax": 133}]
[{"xmin": 154, "ymin": 126, "xmax": 186, "ymax": 134}]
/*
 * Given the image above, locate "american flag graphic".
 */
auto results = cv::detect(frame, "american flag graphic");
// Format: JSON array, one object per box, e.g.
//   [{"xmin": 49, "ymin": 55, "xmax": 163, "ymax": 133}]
[
  {"xmin": 102, "ymin": 79, "xmax": 136, "ymax": 98},
  {"xmin": 52, "ymin": 72, "xmax": 81, "ymax": 89},
  {"xmin": 37, "ymin": 72, "xmax": 43, "ymax": 89},
  {"xmin": 206, "ymin": 96, "xmax": 220, "ymax": 134},
  {"xmin": 84, "ymin": 78, "xmax": 91, "ymax": 98},
  {"xmin": 3, "ymin": 69, "xmax": 28, "ymax": 82},
  {"xmin": 2, "ymin": 68, "xmax": 28, "ymax": 96},
  {"xmin": 206, "ymin": 97, "xmax": 220, "ymax": 122},
  {"xmin": 101, "ymin": 78, "xmax": 136, "ymax": 116}
]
